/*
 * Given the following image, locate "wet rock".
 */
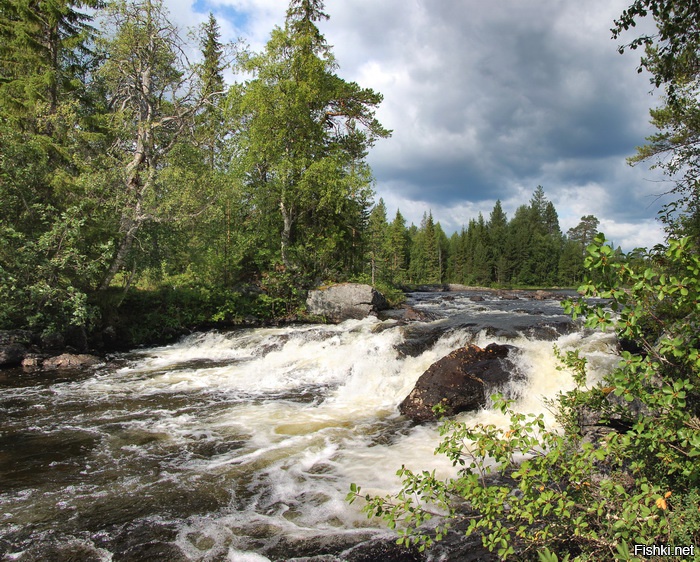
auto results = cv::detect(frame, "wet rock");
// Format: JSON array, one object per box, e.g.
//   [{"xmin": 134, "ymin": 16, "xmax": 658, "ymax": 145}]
[
  {"xmin": 341, "ymin": 538, "xmax": 426, "ymax": 561},
  {"xmin": 496, "ymin": 291, "xmax": 520, "ymax": 300},
  {"xmin": 0, "ymin": 330, "xmax": 34, "ymax": 367},
  {"xmin": 21, "ymin": 354, "xmax": 44, "ymax": 370},
  {"xmin": 65, "ymin": 324, "xmax": 89, "ymax": 352},
  {"xmin": 395, "ymin": 322, "xmax": 454, "ymax": 357},
  {"xmin": 40, "ymin": 331, "xmax": 66, "ymax": 352},
  {"xmin": 399, "ymin": 343, "xmax": 518, "ymax": 422},
  {"xmin": 0, "ymin": 343, "xmax": 27, "ymax": 367},
  {"xmin": 403, "ymin": 306, "xmax": 442, "ymax": 322},
  {"xmin": 306, "ymin": 283, "xmax": 388, "ymax": 322},
  {"xmin": 378, "ymin": 305, "xmax": 443, "ymax": 324},
  {"xmin": 42, "ymin": 353, "xmax": 101, "ymax": 370}
]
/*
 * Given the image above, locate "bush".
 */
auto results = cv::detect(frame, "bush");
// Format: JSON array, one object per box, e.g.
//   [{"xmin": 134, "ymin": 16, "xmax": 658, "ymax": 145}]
[{"xmin": 348, "ymin": 236, "xmax": 700, "ymax": 560}]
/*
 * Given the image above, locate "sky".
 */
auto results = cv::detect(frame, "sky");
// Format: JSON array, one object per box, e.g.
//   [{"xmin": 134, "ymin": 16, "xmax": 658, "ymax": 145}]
[{"xmin": 168, "ymin": 0, "xmax": 668, "ymax": 250}]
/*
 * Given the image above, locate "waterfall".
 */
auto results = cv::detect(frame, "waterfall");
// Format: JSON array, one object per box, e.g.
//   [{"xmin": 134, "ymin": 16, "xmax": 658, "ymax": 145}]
[{"xmin": 0, "ymin": 292, "xmax": 618, "ymax": 561}]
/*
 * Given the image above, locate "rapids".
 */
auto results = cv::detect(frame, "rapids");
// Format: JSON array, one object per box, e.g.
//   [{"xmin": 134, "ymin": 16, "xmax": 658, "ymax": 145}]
[{"xmin": 0, "ymin": 291, "xmax": 619, "ymax": 561}]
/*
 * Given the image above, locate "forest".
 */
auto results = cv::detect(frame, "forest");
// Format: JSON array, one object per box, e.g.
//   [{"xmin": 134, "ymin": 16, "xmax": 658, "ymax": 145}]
[
  {"xmin": 3, "ymin": 0, "xmax": 700, "ymax": 558},
  {"xmin": 0, "ymin": 0, "xmax": 601, "ymax": 343}
]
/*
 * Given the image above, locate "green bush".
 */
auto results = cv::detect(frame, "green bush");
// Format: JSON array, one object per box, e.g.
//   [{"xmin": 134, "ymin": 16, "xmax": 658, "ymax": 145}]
[{"xmin": 348, "ymin": 236, "xmax": 700, "ymax": 560}]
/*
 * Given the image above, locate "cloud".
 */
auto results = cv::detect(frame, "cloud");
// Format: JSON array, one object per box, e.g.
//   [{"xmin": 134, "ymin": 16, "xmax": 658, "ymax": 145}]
[{"xmin": 166, "ymin": 0, "xmax": 666, "ymax": 250}]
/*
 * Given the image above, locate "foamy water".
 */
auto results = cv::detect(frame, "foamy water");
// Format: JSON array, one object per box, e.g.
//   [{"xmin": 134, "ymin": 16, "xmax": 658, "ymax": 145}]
[{"xmin": 0, "ymin": 292, "xmax": 619, "ymax": 560}]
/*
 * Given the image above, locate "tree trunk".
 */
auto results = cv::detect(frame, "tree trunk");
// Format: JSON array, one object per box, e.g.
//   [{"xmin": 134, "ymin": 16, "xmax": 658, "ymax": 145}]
[
  {"xmin": 280, "ymin": 200, "xmax": 294, "ymax": 267},
  {"xmin": 99, "ymin": 220, "xmax": 138, "ymax": 290}
]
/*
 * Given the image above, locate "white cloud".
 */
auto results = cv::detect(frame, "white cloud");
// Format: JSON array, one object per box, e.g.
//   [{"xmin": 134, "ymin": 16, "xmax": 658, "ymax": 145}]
[{"xmin": 163, "ymin": 0, "xmax": 668, "ymax": 249}]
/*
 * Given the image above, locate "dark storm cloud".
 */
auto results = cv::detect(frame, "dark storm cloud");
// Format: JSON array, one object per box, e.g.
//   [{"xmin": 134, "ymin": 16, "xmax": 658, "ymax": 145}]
[
  {"xmin": 331, "ymin": 0, "xmax": 662, "ymax": 246},
  {"xmin": 175, "ymin": 0, "xmax": 665, "ymax": 248}
]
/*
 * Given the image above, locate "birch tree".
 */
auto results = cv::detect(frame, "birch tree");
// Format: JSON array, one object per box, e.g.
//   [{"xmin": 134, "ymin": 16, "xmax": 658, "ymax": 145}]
[{"xmin": 228, "ymin": 0, "xmax": 390, "ymax": 277}]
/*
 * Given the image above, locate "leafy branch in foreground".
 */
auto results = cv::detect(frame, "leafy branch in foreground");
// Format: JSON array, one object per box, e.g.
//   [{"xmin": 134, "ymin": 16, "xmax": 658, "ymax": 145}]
[{"xmin": 348, "ymin": 236, "xmax": 700, "ymax": 560}]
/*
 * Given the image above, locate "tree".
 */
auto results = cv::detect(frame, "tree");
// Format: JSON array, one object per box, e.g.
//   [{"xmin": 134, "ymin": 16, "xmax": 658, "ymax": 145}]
[
  {"xmin": 613, "ymin": 1, "xmax": 700, "ymax": 241},
  {"xmin": 408, "ymin": 212, "xmax": 441, "ymax": 284},
  {"xmin": 488, "ymin": 200, "xmax": 509, "ymax": 284},
  {"xmin": 367, "ymin": 198, "xmax": 388, "ymax": 284},
  {"xmin": 0, "ymin": 0, "xmax": 111, "ymax": 332},
  {"xmin": 96, "ymin": 0, "xmax": 204, "ymax": 290},
  {"xmin": 0, "ymin": 0, "xmax": 99, "ymax": 120},
  {"xmin": 386, "ymin": 210, "xmax": 409, "ymax": 285},
  {"xmin": 567, "ymin": 215, "xmax": 600, "ymax": 256},
  {"xmin": 228, "ymin": 0, "xmax": 389, "ymax": 278},
  {"xmin": 197, "ymin": 12, "xmax": 226, "ymax": 169}
]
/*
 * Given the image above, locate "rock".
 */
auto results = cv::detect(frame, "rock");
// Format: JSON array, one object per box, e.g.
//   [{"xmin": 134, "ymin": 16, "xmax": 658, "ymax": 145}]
[
  {"xmin": 0, "ymin": 343, "xmax": 28, "ymax": 367},
  {"xmin": 399, "ymin": 343, "xmax": 518, "ymax": 422},
  {"xmin": 0, "ymin": 330, "xmax": 34, "ymax": 367},
  {"xmin": 40, "ymin": 331, "xmax": 65, "ymax": 352},
  {"xmin": 0, "ymin": 329, "xmax": 33, "ymax": 346},
  {"xmin": 496, "ymin": 291, "xmax": 520, "ymax": 300},
  {"xmin": 402, "ymin": 306, "xmax": 442, "ymax": 322},
  {"xmin": 21, "ymin": 354, "xmax": 44, "ymax": 370},
  {"xmin": 306, "ymin": 283, "xmax": 388, "ymax": 322},
  {"xmin": 340, "ymin": 538, "xmax": 426, "ymax": 561},
  {"xmin": 395, "ymin": 322, "xmax": 454, "ymax": 357},
  {"xmin": 42, "ymin": 353, "xmax": 101, "ymax": 370}
]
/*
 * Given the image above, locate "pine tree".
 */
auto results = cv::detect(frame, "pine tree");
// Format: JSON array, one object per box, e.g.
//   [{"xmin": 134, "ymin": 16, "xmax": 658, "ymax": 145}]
[
  {"xmin": 386, "ymin": 210, "xmax": 409, "ymax": 285},
  {"xmin": 488, "ymin": 200, "xmax": 509, "ymax": 284},
  {"xmin": 367, "ymin": 198, "xmax": 388, "ymax": 284}
]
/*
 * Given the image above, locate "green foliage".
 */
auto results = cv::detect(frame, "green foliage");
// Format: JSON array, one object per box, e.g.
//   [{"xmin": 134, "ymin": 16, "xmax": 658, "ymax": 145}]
[
  {"xmin": 349, "ymin": 236, "xmax": 700, "ymax": 559},
  {"xmin": 226, "ymin": 0, "xmax": 389, "ymax": 279},
  {"xmin": 613, "ymin": 2, "xmax": 700, "ymax": 241}
]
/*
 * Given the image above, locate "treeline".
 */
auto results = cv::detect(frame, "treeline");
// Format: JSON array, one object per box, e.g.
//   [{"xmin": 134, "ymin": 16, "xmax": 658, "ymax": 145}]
[{"xmin": 368, "ymin": 187, "xmax": 601, "ymax": 288}]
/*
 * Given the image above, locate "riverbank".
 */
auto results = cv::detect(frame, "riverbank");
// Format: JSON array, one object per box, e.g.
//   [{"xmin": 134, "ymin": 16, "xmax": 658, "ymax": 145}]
[
  {"xmin": 0, "ymin": 283, "xmax": 577, "ymax": 373},
  {"xmin": 0, "ymin": 290, "xmax": 609, "ymax": 561}
]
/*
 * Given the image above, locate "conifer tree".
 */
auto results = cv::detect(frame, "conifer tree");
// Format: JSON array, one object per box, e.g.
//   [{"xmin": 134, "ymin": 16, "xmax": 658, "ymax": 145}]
[
  {"xmin": 367, "ymin": 199, "xmax": 389, "ymax": 284},
  {"xmin": 386, "ymin": 210, "xmax": 409, "ymax": 285},
  {"xmin": 0, "ymin": 0, "xmax": 109, "ymax": 331}
]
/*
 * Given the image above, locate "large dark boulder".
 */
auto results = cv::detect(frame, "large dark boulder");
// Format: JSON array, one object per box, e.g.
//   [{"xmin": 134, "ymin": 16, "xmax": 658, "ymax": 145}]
[
  {"xmin": 0, "ymin": 330, "xmax": 34, "ymax": 367},
  {"xmin": 399, "ymin": 343, "xmax": 518, "ymax": 422},
  {"xmin": 0, "ymin": 344, "xmax": 27, "ymax": 367},
  {"xmin": 306, "ymin": 283, "xmax": 388, "ymax": 322}
]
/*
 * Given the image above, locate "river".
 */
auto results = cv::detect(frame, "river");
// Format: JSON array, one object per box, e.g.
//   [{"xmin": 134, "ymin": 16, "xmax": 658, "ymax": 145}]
[{"xmin": 0, "ymin": 291, "xmax": 619, "ymax": 561}]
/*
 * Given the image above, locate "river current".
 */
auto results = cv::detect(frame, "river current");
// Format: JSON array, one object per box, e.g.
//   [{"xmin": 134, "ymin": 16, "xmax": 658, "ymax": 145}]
[{"xmin": 0, "ymin": 291, "xmax": 619, "ymax": 561}]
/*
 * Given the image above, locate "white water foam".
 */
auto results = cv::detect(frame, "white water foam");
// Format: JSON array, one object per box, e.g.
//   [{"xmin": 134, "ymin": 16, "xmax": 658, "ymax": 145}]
[{"xmin": 1, "ymin": 307, "xmax": 622, "ymax": 560}]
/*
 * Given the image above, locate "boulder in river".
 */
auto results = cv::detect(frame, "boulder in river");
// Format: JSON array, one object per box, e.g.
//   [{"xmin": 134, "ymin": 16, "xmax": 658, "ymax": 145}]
[
  {"xmin": 399, "ymin": 343, "xmax": 517, "ymax": 422},
  {"xmin": 42, "ymin": 353, "xmax": 101, "ymax": 371},
  {"xmin": 306, "ymin": 283, "xmax": 388, "ymax": 322},
  {"xmin": 0, "ymin": 330, "xmax": 34, "ymax": 367}
]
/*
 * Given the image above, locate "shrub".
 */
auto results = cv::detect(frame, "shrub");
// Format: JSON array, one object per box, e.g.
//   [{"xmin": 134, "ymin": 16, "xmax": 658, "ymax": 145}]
[{"xmin": 348, "ymin": 236, "xmax": 700, "ymax": 560}]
